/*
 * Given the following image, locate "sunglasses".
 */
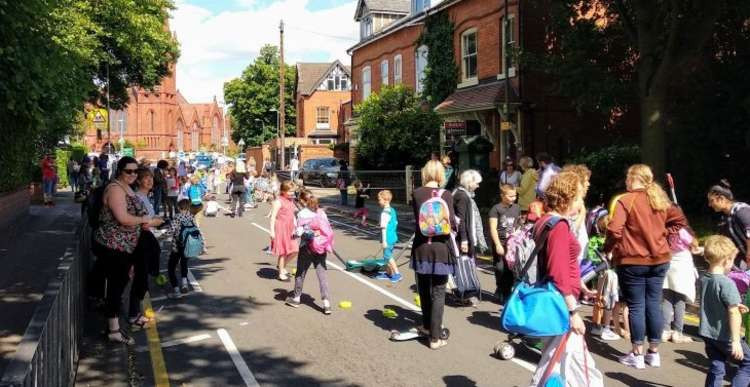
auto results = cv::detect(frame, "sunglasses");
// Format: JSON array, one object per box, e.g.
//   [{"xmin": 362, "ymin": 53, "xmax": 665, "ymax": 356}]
[{"xmin": 121, "ymin": 168, "xmax": 138, "ymax": 175}]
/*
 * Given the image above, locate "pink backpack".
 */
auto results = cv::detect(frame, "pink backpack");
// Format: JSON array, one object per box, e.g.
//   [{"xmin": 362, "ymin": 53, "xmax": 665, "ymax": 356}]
[{"xmin": 298, "ymin": 209, "xmax": 334, "ymax": 255}]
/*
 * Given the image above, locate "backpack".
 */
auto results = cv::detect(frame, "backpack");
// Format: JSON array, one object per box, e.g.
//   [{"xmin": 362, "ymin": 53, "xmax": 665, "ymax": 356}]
[
  {"xmin": 188, "ymin": 185, "xmax": 203, "ymax": 206},
  {"xmin": 515, "ymin": 216, "xmax": 567, "ymax": 285},
  {"xmin": 418, "ymin": 189, "xmax": 452, "ymax": 238},
  {"xmin": 299, "ymin": 209, "xmax": 334, "ymax": 255},
  {"xmin": 179, "ymin": 221, "xmax": 203, "ymax": 258},
  {"xmin": 505, "ymin": 223, "xmax": 535, "ymax": 276}
]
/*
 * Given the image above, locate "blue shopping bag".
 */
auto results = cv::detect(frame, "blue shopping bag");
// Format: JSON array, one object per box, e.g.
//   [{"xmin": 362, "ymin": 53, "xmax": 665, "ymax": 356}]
[{"xmin": 500, "ymin": 216, "xmax": 570, "ymax": 337}]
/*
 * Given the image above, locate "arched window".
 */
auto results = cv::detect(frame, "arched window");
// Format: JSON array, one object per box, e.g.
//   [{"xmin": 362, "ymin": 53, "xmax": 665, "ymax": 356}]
[{"xmin": 176, "ymin": 120, "xmax": 184, "ymax": 152}]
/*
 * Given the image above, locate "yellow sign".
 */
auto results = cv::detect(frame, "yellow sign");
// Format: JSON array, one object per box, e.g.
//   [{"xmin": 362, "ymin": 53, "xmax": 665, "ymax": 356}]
[
  {"xmin": 500, "ymin": 121, "xmax": 513, "ymax": 131},
  {"xmin": 87, "ymin": 108, "xmax": 108, "ymax": 131}
]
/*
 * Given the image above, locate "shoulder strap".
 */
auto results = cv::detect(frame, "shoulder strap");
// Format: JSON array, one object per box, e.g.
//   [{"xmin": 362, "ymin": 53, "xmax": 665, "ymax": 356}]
[
  {"xmin": 518, "ymin": 216, "xmax": 564, "ymax": 282},
  {"xmin": 540, "ymin": 332, "xmax": 571, "ymax": 385}
]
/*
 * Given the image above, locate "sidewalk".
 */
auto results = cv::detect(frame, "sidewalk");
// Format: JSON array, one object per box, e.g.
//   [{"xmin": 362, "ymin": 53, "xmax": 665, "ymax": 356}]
[{"xmin": 0, "ymin": 191, "xmax": 80, "ymax": 375}]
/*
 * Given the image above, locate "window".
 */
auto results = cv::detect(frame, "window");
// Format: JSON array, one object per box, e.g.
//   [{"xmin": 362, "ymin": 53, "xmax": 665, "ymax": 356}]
[
  {"xmin": 380, "ymin": 60, "xmax": 389, "ymax": 86},
  {"xmin": 415, "ymin": 46, "xmax": 428, "ymax": 94},
  {"xmin": 314, "ymin": 138, "xmax": 335, "ymax": 145},
  {"xmin": 322, "ymin": 66, "xmax": 350, "ymax": 91},
  {"xmin": 316, "ymin": 106, "xmax": 330, "ymax": 128},
  {"xmin": 500, "ymin": 14, "xmax": 517, "ymax": 78},
  {"xmin": 362, "ymin": 17, "xmax": 373, "ymax": 38},
  {"xmin": 150, "ymin": 111, "xmax": 155, "ymax": 131},
  {"xmin": 362, "ymin": 66, "xmax": 371, "ymax": 100},
  {"xmin": 411, "ymin": 0, "xmax": 430, "ymax": 14},
  {"xmin": 461, "ymin": 29, "xmax": 478, "ymax": 83},
  {"xmin": 394, "ymin": 55, "xmax": 402, "ymax": 84}
]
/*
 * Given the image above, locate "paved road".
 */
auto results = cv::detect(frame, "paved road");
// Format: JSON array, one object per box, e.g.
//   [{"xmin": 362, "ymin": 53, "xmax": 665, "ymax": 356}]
[{"xmin": 127, "ymin": 193, "xmax": 717, "ymax": 387}]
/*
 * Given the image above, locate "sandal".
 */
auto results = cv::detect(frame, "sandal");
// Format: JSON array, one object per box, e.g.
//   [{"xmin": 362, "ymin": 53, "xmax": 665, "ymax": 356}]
[
  {"xmin": 108, "ymin": 329, "xmax": 135, "ymax": 345},
  {"xmin": 128, "ymin": 314, "xmax": 151, "ymax": 328}
]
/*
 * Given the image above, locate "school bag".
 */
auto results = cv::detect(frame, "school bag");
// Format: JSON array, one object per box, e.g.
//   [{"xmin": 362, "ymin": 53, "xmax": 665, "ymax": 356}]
[
  {"xmin": 418, "ymin": 189, "xmax": 452, "ymax": 239},
  {"xmin": 452, "ymin": 255, "xmax": 482, "ymax": 302},
  {"xmin": 204, "ymin": 200, "xmax": 219, "ymax": 217},
  {"xmin": 505, "ymin": 223, "xmax": 535, "ymax": 278},
  {"xmin": 298, "ymin": 209, "xmax": 334, "ymax": 254},
  {"xmin": 188, "ymin": 184, "xmax": 203, "ymax": 206},
  {"xmin": 179, "ymin": 221, "xmax": 204, "ymax": 258}
]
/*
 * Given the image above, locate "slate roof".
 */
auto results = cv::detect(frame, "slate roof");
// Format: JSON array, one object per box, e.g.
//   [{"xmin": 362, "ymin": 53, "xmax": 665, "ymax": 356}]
[
  {"xmin": 296, "ymin": 61, "xmax": 352, "ymax": 97},
  {"xmin": 366, "ymin": 0, "xmax": 410, "ymax": 13},
  {"xmin": 434, "ymin": 80, "xmax": 519, "ymax": 114}
]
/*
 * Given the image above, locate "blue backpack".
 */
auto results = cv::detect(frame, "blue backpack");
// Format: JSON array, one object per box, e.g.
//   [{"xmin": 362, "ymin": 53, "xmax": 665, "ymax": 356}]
[
  {"xmin": 179, "ymin": 221, "xmax": 203, "ymax": 258},
  {"xmin": 188, "ymin": 185, "xmax": 203, "ymax": 206}
]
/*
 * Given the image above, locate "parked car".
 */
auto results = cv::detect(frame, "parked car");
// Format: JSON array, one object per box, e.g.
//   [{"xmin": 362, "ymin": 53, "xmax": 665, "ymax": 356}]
[{"xmin": 301, "ymin": 157, "xmax": 341, "ymax": 187}]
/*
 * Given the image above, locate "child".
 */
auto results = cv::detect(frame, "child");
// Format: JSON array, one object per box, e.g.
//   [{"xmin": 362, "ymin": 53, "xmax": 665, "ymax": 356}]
[
  {"xmin": 587, "ymin": 209, "xmax": 622, "ymax": 341},
  {"xmin": 167, "ymin": 199, "xmax": 199, "ymax": 298},
  {"xmin": 662, "ymin": 206, "xmax": 700, "ymax": 344},
  {"xmin": 270, "ymin": 181, "xmax": 299, "ymax": 281},
  {"xmin": 700, "ymin": 235, "xmax": 750, "ymax": 387},
  {"xmin": 285, "ymin": 191, "xmax": 334, "ymax": 314},
  {"xmin": 165, "ymin": 167, "xmax": 179, "ymax": 220},
  {"xmin": 374, "ymin": 190, "xmax": 402, "ymax": 283},
  {"xmin": 352, "ymin": 180, "xmax": 370, "ymax": 226},
  {"xmin": 488, "ymin": 184, "xmax": 521, "ymax": 303}
]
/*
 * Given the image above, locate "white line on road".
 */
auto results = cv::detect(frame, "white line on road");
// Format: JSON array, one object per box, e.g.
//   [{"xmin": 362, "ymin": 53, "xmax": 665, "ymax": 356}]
[
  {"xmin": 187, "ymin": 269, "xmax": 203, "ymax": 292},
  {"xmin": 217, "ymin": 328, "xmax": 260, "ymax": 387},
  {"xmin": 329, "ymin": 218, "xmax": 379, "ymax": 236},
  {"xmin": 250, "ymin": 222, "xmax": 537, "ymax": 373},
  {"xmin": 161, "ymin": 333, "xmax": 212, "ymax": 348}
]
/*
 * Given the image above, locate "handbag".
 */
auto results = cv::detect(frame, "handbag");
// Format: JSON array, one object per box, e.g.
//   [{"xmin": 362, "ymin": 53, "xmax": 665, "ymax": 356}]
[{"xmin": 500, "ymin": 216, "xmax": 570, "ymax": 337}]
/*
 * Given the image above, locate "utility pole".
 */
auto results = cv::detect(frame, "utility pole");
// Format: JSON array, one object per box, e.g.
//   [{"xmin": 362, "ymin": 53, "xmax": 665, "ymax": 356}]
[
  {"xmin": 106, "ymin": 62, "xmax": 111, "ymax": 149},
  {"xmin": 279, "ymin": 19, "xmax": 286, "ymax": 170}
]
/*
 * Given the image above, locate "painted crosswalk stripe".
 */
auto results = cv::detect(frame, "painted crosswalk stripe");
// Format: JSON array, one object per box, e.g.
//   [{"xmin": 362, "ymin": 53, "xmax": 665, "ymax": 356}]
[{"xmin": 217, "ymin": 328, "xmax": 260, "ymax": 387}]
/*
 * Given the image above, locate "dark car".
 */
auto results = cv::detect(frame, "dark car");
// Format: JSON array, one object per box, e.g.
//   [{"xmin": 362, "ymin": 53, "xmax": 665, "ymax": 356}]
[{"xmin": 301, "ymin": 157, "xmax": 341, "ymax": 187}]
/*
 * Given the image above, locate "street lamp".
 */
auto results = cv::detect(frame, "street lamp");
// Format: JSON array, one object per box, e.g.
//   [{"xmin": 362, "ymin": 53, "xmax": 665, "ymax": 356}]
[
  {"xmin": 237, "ymin": 138, "xmax": 246, "ymax": 154},
  {"xmin": 269, "ymin": 108, "xmax": 281, "ymax": 168}
]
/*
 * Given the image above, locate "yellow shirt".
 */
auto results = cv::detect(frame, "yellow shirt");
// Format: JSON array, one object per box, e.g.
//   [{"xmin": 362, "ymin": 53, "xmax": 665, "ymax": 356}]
[{"xmin": 518, "ymin": 168, "xmax": 539, "ymax": 210}]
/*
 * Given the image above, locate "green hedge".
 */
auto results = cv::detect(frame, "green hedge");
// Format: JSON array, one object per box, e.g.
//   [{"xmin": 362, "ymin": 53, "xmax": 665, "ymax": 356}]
[{"xmin": 567, "ymin": 144, "xmax": 640, "ymax": 207}]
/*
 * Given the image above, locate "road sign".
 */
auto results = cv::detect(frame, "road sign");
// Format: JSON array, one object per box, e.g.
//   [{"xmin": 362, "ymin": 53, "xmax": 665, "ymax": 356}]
[{"xmin": 122, "ymin": 147, "xmax": 134, "ymax": 157}]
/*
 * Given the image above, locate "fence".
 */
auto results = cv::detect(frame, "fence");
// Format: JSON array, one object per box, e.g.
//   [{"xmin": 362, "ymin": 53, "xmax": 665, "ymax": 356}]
[{"xmin": 0, "ymin": 220, "xmax": 89, "ymax": 387}]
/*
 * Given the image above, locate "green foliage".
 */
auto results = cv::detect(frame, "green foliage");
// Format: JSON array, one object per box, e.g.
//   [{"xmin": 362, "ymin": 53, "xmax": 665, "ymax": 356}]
[
  {"xmin": 0, "ymin": 0, "xmax": 178, "ymax": 192},
  {"xmin": 354, "ymin": 85, "xmax": 441, "ymax": 169},
  {"xmin": 567, "ymin": 144, "xmax": 640, "ymax": 207},
  {"xmin": 70, "ymin": 143, "xmax": 89, "ymax": 164},
  {"xmin": 417, "ymin": 12, "xmax": 458, "ymax": 106},
  {"xmin": 224, "ymin": 45, "xmax": 297, "ymax": 147},
  {"xmin": 55, "ymin": 149, "xmax": 70, "ymax": 188}
]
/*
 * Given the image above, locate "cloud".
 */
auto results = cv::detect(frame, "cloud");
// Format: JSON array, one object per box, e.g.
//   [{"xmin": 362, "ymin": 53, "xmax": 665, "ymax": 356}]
[{"xmin": 171, "ymin": 0, "xmax": 358, "ymax": 103}]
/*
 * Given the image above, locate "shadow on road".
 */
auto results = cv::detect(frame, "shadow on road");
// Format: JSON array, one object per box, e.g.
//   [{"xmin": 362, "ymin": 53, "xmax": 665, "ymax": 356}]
[
  {"xmin": 363, "ymin": 304, "xmax": 422, "ymax": 337},
  {"xmin": 604, "ymin": 372, "xmax": 673, "ymax": 387},
  {"xmin": 443, "ymin": 374, "xmax": 478, "ymax": 386}
]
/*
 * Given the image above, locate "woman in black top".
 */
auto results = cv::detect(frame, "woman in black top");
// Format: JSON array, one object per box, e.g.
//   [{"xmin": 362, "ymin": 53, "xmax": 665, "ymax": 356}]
[
  {"xmin": 452, "ymin": 169, "xmax": 487, "ymax": 306},
  {"xmin": 411, "ymin": 160, "xmax": 457, "ymax": 349},
  {"xmin": 229, "ymin": 164, "xmax": 248, "ymax": 218}
]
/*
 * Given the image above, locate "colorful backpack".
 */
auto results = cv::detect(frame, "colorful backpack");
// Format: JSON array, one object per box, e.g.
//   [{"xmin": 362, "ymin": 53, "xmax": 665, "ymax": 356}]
[
  {"xmin": 179, "ymin": 221, "xmax": 204, "ymax": 258},
  {"xmin": 298, "ymin": 209, "xmax": 334, "ymax": 255},
  {"xmin": 188, "ymin": 184, "xmax": 203, "ymax": 206},
  {"xmin": 418, "ymin": 189, "xmax": 452, "ymax": 238},
  {"xmin": 505, "ymin": 223, "xmax": 535, "ymax": 275}
]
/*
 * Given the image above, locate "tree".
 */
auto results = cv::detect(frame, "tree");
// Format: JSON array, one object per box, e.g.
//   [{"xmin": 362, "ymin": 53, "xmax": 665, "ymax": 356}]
[
  {"xmin": 355, "ymin": 85, "xmax": 442, "ymax": 169},
  {"xmin": 418, "ymin": 12, "xmax": 459, "ymax": 107},
  {"xmin": 531, "ymin": 0, "xmax": 737, "ymax": 176},
  {"xmin": 224, "ymin": 45, "xmax": 296, "ymax": 147}
]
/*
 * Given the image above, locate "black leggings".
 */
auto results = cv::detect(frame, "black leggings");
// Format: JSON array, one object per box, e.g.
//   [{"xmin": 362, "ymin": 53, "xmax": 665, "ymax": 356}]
[
  {"xmin": 129, "ymin": 232, "xmax": 161, "ymax": 318},
  {"xmin": 93, "ymin": 241, "xmax": 134, "ymax": 318},
  {"xmin": 493, "ymin": 250, "xmax": 514, "ymax": 301},
  {"xmin": 168, "ymin": 251, "xmax": 188, "ymax": 288},
  {"xmin": 416, "ymin": 273, "xmax": 448, "ymax": 340},
  {"xmin": 164, "ymin": 196, "xmax": 177, "ymax": 219}
]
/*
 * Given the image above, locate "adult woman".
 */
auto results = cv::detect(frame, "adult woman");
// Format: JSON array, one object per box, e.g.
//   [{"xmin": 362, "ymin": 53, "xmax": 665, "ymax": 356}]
[
  {"xmin": 270, "ymin": 181, "xmax": 299, "ymax": 281},
  {"xmin": 228, "ymin": 162, "xmax": 248, "ymax": 218},
  {"xmin": 707, "ymin": 180, "xmax": 750, "ymax": 267},
  {"xmin": 517, "ymin": 156, "xmax": 538, "ymax": 211},
  {"xmin": 453, "ymin": 170, "xmax": 487, "ymax": 306},
  {"xmin": 498, "ymin": 158, "xmax": 522, "ymax": 188},
  {"xmin": 93, "ymin": 156, "xmax": 162, "ymax": 344},
  {"xmin": 130, "ymin": 168, "xmax": 162, "ymax": 328},
  {"xmin": 529, "ymin": 172, "xmax": 586, "ymax": 383},
  {"xmin": 411, "ymin": 160, "xmax": 457, "ymax": 349},
  {"xmin": 604, "ymin": 164, "xmax": 686, "ymax": 369},
  {"xmin": 337, "ymin": 159, "xmax": 351, "ymax": 206}
]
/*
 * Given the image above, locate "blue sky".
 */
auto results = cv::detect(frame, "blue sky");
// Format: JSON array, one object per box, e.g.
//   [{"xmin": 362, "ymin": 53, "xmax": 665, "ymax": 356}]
[{"xmin": 171, "ymin": 0, "xmax": 359, "ymax": 103}]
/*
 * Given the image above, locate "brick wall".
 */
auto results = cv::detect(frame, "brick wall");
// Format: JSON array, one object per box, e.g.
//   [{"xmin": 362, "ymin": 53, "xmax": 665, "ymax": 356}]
[
  {"xmin": 0, "ymin": 187, "xmax": 30, "ymax": 231},
  {"xmin": 298, "ymin": 91, "xmax": 351, "ymax": 138},
  {"xmin": 299, "ymin": 145, "xmax": 334, "ymax": 165}
]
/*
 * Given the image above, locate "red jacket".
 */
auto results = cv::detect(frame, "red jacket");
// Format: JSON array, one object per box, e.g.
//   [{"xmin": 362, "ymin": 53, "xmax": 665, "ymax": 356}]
[{"xmin": 535, "ymin": 215, "xmax": 581, "ymax": 298}]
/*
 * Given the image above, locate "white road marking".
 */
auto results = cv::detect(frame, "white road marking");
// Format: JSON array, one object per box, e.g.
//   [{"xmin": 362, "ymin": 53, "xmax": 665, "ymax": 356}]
[
  {"xmin": 187, "ymin": 269, "xmax": 203, "ymax": 292},
  {"xmin": 250, "ymin": 222, "xmax": 537, "ymax": 373},
  {"xmin": 151, "ymin": 295, "xmax": 167, "ymax": 302},
  {"xmin": 161, "ymin": 333, "xmax": 212, "ymax": 348},
  {"xmin": 217, "ymin": 328, "xmax": 260, "ymax": 387},
  {"xmin": 239, "ymin": 322, "xmax": 249, "ymax": 326},
  {"xmin": 251, "ymin": 222, "xmax": 271, "ymax": 235},
  {"xmin": 329, "ymin": 218, "xmax": 379, "ymax": 236}
]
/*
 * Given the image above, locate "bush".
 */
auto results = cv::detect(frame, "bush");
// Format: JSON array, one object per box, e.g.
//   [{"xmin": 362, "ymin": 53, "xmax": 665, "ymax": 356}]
[{"xmin": 567, "ymin": 144, "xmax": 640, "ymax": 206}]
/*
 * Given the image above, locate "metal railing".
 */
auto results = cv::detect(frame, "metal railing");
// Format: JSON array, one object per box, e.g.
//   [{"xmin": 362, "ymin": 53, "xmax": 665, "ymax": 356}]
[{"xmin": 0, "ymin": 220, "xmax": 88, "ymax": 387}]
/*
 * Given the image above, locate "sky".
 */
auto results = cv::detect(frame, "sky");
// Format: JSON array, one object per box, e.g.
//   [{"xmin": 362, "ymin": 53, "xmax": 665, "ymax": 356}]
[{"xmin": 170, "ymin": 0, "xmax": 360, "ymax": 104}]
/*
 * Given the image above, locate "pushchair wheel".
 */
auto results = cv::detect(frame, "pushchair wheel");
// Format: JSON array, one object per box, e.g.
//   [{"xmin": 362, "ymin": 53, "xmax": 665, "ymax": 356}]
[{"xmin": 494, "ymin": 341, "xmax": 515, "ymax": 360}]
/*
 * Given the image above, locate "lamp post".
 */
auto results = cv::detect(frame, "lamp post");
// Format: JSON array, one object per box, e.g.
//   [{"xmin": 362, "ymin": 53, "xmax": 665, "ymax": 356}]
[{"xmin": 269, "ymin": 108, "xmax": 280, "ymax": 168}]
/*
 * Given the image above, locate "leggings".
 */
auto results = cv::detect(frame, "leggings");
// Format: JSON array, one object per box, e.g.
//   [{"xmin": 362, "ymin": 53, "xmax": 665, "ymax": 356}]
[
  {"xmin": 662, "ymin": 289, "xmax": 687, "ymax": 333},
  {"xmin": 416, "ymin": 273, "xmax": 448, "ymax": 340},
  {"xmin": 93, "ymin": 241, "xmax": 134, "ymax": 318},
  {"xmin": 231, "ymin": 191, "xmax": 246, "ymax": 216},
  {"xmin": 293, "ymin": 247, "xmax": 329, "ymax": 301},
  {"xmin": 165, "ymin": 196, "xmax": 177, "ymax": 219},
  {"xmin": 492, "ymin": 249, "xmax": 514, "ymax": 301},
  {"xmin": 168, "ymin": 251, "xmax": 189, "ymax": 288}
]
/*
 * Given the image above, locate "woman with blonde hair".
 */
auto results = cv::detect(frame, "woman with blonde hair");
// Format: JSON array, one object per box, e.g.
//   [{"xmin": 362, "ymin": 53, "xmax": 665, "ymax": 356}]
[
  {"xmin": 604, "ymin": 164, "xmax": 687, "ymax": 369},
  {"xmin": 410, "ymin": 160, "xmax": 457, "ymax": 349},
  {"xmin": 517, "ymin": 156, "xmax": 538, "ymax": 210}
]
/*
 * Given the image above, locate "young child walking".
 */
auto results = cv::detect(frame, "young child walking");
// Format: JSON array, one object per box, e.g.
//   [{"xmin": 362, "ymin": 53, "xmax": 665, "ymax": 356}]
[
  {"xmin": 167, "ymin": 199, "xmax": 200, "ymax": 298},
  {"xmin": 270, "ymin": 181, "xmax": 299, "ymax": 281},
  {"xmin": 700, "ymin": 235, "xmax": 750, "ymax": 387},
  {"xmin": 285, "ymin": 191, "xmax": 334, "ymax": 314},
  {"xmin": 374, "ymin": 190, "xmax": 403, "ymax": 283},
  {"xmin": 587, "ymin": 208, "xmax": 622, "ymax": 341},
  {"xmin": 352, "ymin": 180, "xmax": 370, "ymax": 226},
  {"xmin": 662, "ymin": 207, "xmax": 700, "ymax": 344}
]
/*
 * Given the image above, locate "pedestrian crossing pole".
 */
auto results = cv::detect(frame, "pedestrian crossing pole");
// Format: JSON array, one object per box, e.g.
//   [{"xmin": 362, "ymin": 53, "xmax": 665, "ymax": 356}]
[{"xmin": 279, "ymin": 20, "xmax": 286, "ymax": 171}]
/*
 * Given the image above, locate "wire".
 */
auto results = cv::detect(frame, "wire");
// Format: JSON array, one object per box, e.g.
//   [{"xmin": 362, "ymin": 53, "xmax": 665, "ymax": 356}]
[{"xmin": 286, "ymin": 25, "xmax": 357, "ymax": 42}]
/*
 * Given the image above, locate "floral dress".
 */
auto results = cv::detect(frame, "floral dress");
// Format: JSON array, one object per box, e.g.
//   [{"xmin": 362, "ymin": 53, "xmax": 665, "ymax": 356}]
[{"xmin": 95, "ymin": 183, "xmax": 147, "ymax": 254}]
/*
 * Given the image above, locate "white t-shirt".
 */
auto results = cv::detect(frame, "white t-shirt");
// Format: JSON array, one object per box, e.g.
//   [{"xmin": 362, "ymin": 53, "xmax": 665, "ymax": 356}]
[
  {"xmin": 380, "ymin": 208, "xmax": 391, "ymax": 229},
  {"xmin": 290, "ymin": 158, "xmax": 299, "ymax": 171}
]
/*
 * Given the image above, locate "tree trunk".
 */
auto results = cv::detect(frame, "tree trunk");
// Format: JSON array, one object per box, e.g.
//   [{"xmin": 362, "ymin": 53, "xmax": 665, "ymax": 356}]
[{"xmin": 640, "ymin": 91, "xmax": 667, "ymax": 179}]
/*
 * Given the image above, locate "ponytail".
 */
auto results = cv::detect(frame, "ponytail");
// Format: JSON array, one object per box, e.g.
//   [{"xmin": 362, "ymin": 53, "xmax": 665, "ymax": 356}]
[{"xmin": 645, "ymin": 181, "xmax": 671, "ymax": 212}]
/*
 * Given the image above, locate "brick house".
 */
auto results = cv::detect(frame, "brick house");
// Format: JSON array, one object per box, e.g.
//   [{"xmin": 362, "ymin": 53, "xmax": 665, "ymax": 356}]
[
  {"xmin": 294, "ymin": 61, "xmax": 352, "ymax": 146},
  {"xmin": 348, "ymin": 0, "xmax": 634, "ymax": 170}
]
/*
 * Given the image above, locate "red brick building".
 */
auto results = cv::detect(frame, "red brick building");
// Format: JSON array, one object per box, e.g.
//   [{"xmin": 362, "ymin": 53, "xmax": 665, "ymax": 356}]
[
  {"xmin": 294, "ymin": 61, "xmax": 352, "ymax": 145},
  {"xmin": 82, "ymin": 39, "xmax": 230, "ymax": 160},
  {"xmin": 348, "ymin": 0, "xmax": 633, "ymax": 170}
]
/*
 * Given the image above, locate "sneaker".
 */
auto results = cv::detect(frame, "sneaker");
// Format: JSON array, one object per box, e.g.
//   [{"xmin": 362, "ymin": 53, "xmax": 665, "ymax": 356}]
[
  {"xmin": 285, "ymin": 296, "xmax": 301, "ymax": 308},
  {"xmin": 180, "ymin": 285, "xmax": 189, "ymax": 294},
  {"xmin": 429, "ymin": 339, "xmax": 448, "ymax": 350},
  {"xmin": 389, "ymin": 273, "xmax": 403, "ymax": 283},
  {"xmin": 600, "ymin": 327, "xmax": 621, "ymax": 341},
  {"xmin": 278, "ymin": 271, "xmax": 290, "ymax": 282},
  {"xmin": 590, "ymin": 325, "xmax": 603, "ymax": 337},
  {"xmin": 619, "ymin": 352, "xmax": 646, "ymax": 369},
  {"xmin": 322, "ymin": 300, "xmax": 332, "ymax": 315},
  {"xmin": 661, "ymin": 330, "xmax": 673, "ymax": 342},
  {"xmin": 671, "ymin": 332, "xmax": 694, "ymax": 343},
  {"xmin": 168, "ymin": 287, "xmax": 183, "ymax": 299},
  {"xmin": 375, "ymin": 272, "xmax": 391, "ymax": 281},
  {"xmin": 645, "ymin": 351, "xmax": 661, "ymax": 367}
]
